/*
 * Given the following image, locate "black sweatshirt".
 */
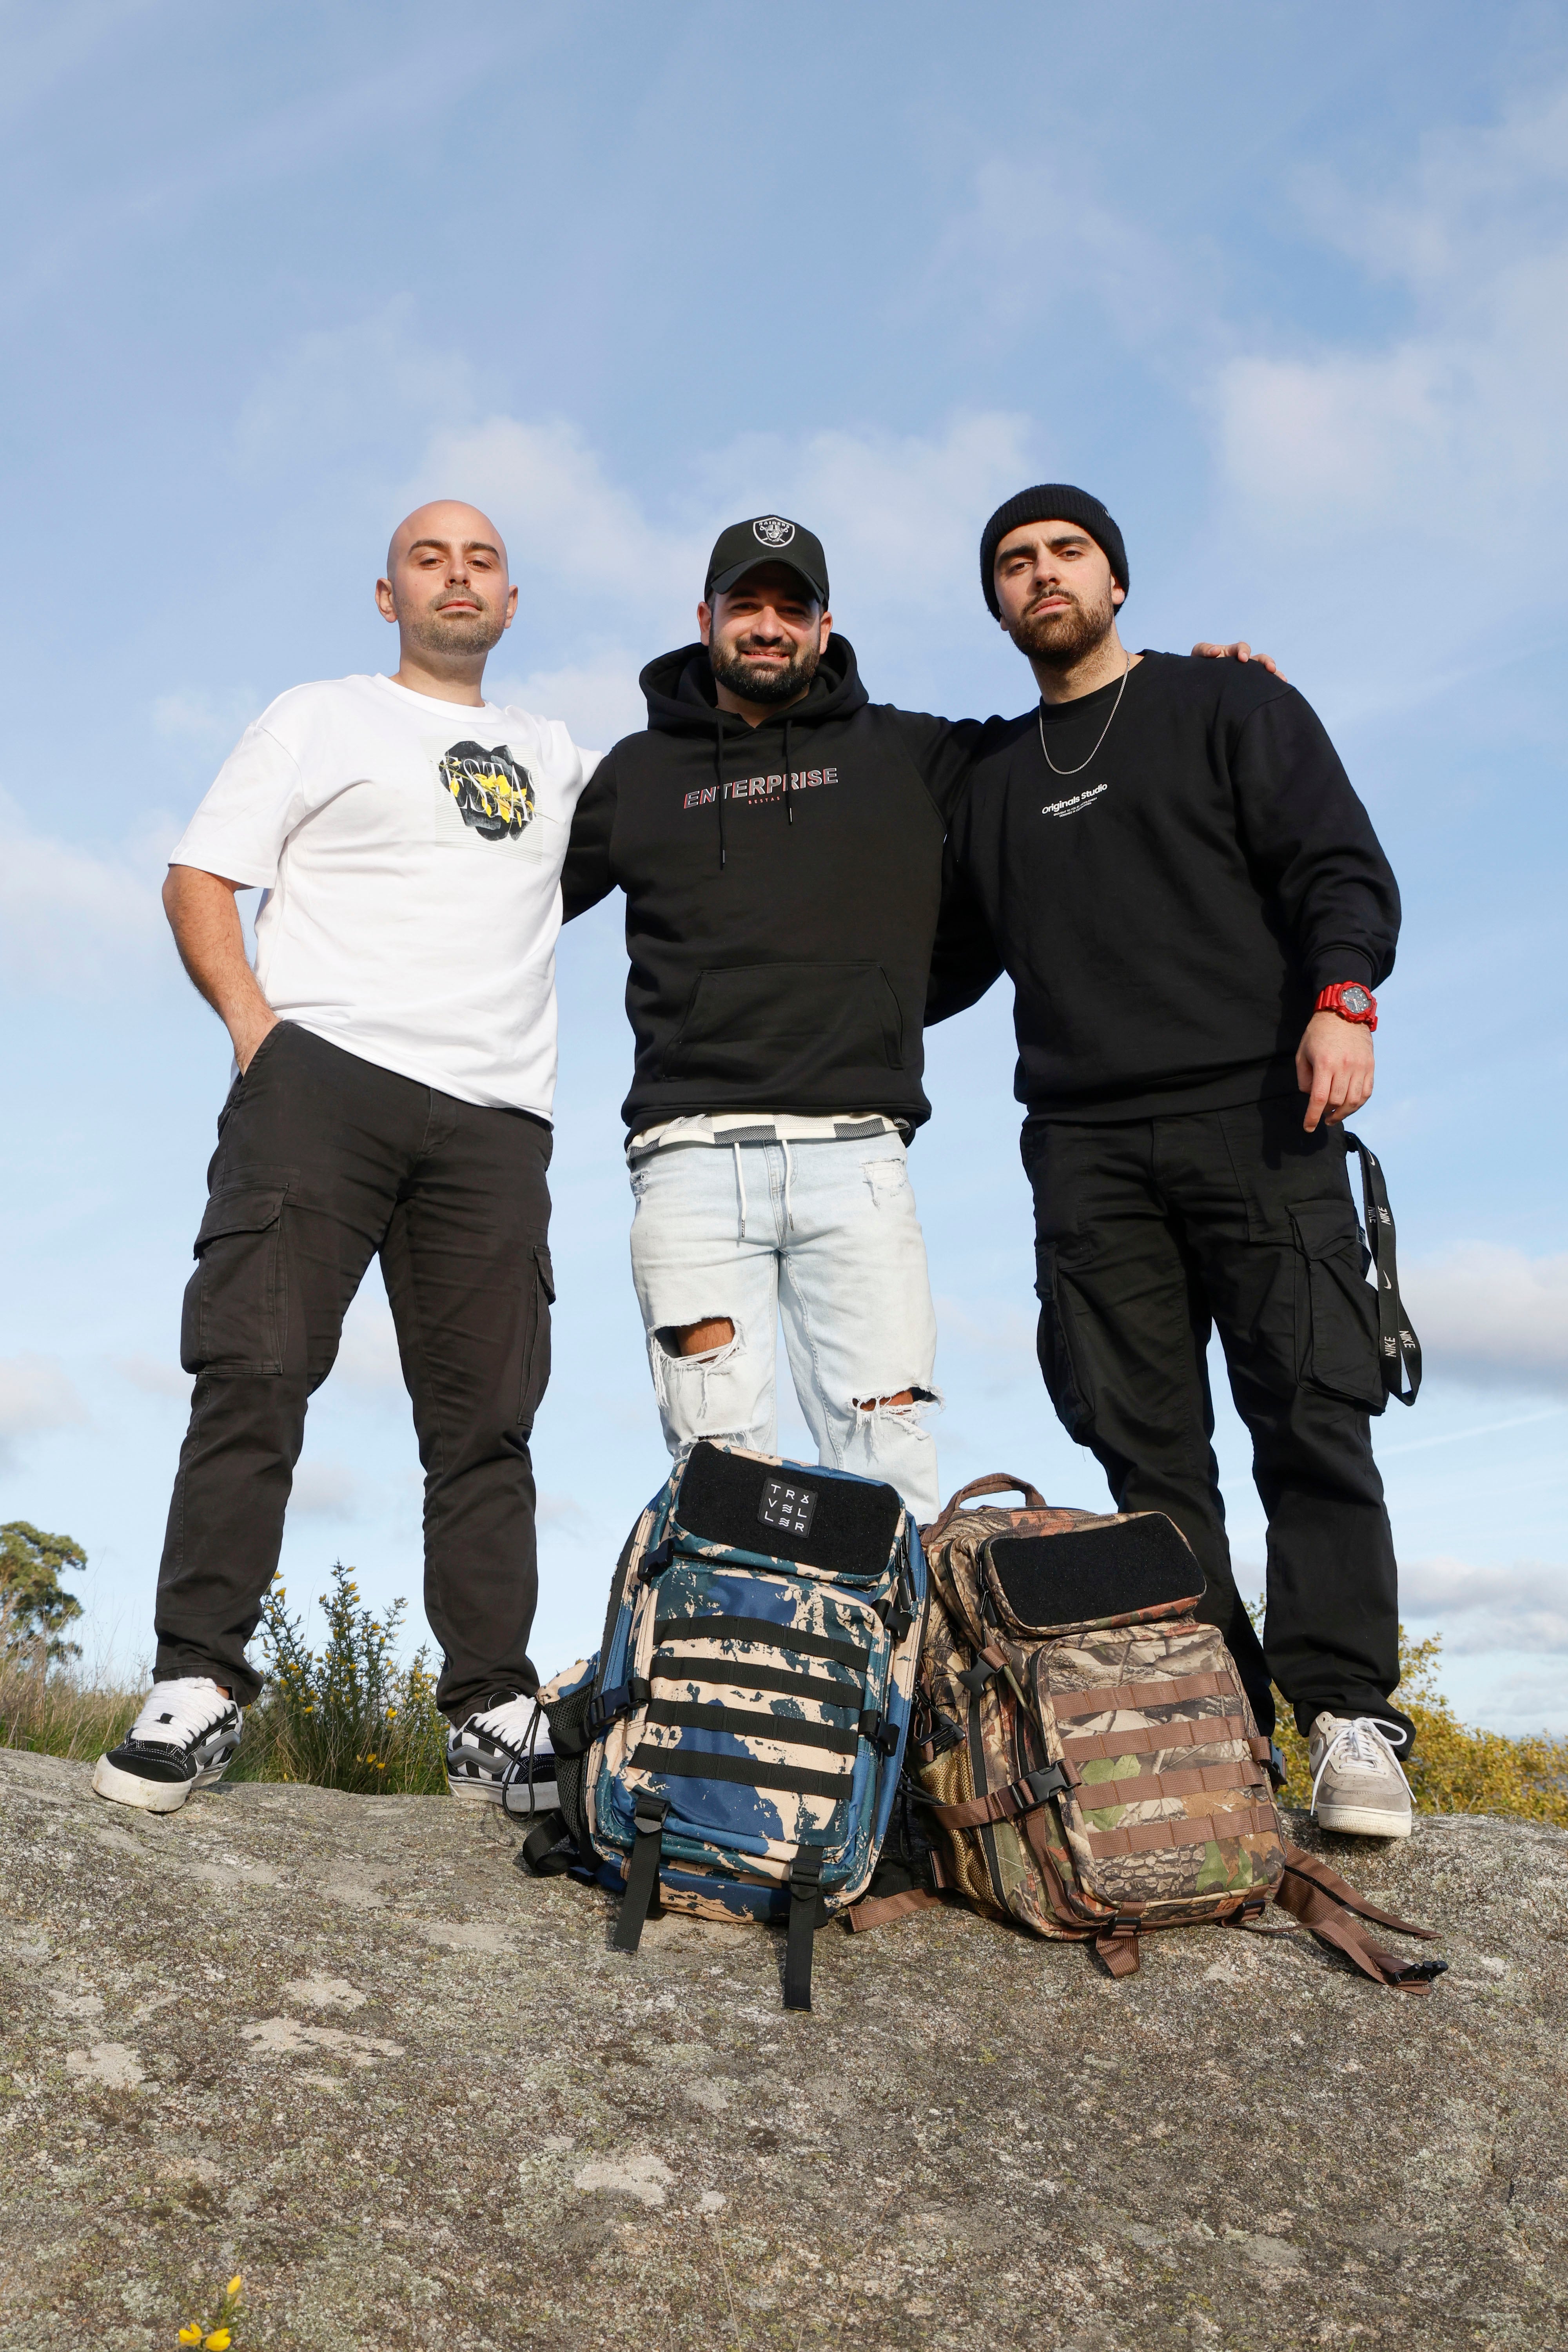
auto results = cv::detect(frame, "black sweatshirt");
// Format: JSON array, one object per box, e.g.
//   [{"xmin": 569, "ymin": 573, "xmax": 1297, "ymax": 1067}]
[
  {"xmin": 562, "ymin": 637, "xmax": 988, "ymax": 1135},
  {"xmin": 929, "ymin": 652, "xmax": 1401, "ymax": 1120}
]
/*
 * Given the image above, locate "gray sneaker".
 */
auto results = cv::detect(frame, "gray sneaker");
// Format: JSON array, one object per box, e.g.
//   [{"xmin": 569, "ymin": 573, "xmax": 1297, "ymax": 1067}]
[
  {"xmin": 446, "ymin": 1692, "xmax": 557, "ymax": 1809},
  {"xmin": 92, "ymin": 1677, "xmax": 244, "ymax": 1813},
  {"xmin": 1308, "ymin": 1712, "xmax": 1413, "ymax": 1838}
]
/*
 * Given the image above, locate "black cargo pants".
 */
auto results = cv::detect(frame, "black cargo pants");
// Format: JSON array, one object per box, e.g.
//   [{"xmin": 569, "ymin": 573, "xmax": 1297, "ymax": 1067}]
[
  {"xmin": 155, "ymin": 1022, "xmax": 555, "ymax": 1722},
  {"xmin": 1022, "ymin": 1096, "xmax": 1413, "ymax": 1751}
]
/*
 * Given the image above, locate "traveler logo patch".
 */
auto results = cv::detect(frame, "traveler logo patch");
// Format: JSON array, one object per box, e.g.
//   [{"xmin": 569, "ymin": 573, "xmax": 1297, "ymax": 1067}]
[
  {"xmin": 759, "ymin": 1477, "xmax": 818, "ymax": 1537},
  {"xmin": 752, "ymin": 515, "xmax": 796, "ymax": 548},
  {"xmin": 438, "ymin": 741, "xmax": 535, "ymax": 841},
  {"xmin": 1042, "ymin": 781, "xmax": 1109, "ymax": 819}
]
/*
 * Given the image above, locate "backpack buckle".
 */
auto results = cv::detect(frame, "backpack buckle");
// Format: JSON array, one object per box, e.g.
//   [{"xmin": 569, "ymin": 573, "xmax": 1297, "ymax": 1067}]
[
  {"xmin": 586, "ymin": 1676, "xmax": 650, "ymax": 1737},
  {"xmin": 857, "ymin": 1710, "xmax": 901, "ymax": 1758}
]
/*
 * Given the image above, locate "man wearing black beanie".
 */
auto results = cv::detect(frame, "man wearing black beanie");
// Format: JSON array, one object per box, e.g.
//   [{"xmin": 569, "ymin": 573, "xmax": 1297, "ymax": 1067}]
[{"xmin": 932, "ymin": 485, "xmax": 1420, "ymax": 1840}]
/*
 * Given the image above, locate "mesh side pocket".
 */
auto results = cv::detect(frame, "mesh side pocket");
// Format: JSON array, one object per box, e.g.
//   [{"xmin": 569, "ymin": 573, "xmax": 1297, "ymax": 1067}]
[{"xmin": 542, "ymin": 1678, "xmax": 597, "ymax": 1850}]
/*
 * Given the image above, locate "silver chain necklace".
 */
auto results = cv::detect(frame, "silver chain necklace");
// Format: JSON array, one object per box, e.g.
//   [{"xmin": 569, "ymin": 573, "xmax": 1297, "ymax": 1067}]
[{"xmin": 1037, "ymin": 651, "xmax": 1132, "ymax": 778}]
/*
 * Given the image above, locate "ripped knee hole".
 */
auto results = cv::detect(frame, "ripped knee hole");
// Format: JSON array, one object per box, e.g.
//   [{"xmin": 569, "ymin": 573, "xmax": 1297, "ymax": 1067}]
[
  {"xmin": 853, "ymin": 1387, "xmax": 921, "ymax": 1412},
  {"xmin": 668, "ymin": 1316, "xmax": 736, "ymax": 1357}
]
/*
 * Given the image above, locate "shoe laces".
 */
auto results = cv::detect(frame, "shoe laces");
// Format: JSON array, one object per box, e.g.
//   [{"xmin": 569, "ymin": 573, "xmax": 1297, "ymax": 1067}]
[
  {"xmin": 465, "ymin": 1693, "xmax": 550, "ymax": 1762},
  {"xmin": 1310, "ymin": 1715, "xmax": 1412, "ymax": 1812},
  {"xmin": 129, "ymin": 1677, "xmax": 234, "ymax": 1751}
]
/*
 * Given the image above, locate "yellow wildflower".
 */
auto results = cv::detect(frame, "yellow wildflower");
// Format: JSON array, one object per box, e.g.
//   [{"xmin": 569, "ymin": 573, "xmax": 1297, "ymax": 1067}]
[
  {"xmin": 226, "ymin": 2276, "xmax": 243, "ymax": 2298},
  {"xmin": 178, "ymin": 2328, "xmax": 203, "ymax": 2346},
  {"xmin": 204, "ymin": 2331, "xmax": 232, "ymax": 2350}
]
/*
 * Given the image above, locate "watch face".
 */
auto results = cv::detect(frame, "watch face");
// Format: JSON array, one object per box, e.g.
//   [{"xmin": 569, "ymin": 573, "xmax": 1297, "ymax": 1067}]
[{"xmin": 1340, "ymin": 985, "xmax": 1371, "ymax": 1015}]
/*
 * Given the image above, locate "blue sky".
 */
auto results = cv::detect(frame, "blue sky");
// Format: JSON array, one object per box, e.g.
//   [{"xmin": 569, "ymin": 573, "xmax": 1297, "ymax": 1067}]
[{"xmin": 2, "ymin": 1, "xmax": 1564, "ymax": 1731}]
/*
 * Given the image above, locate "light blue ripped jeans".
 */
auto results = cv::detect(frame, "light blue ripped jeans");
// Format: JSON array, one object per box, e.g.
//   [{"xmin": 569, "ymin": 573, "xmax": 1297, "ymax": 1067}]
[{"xmin": 628, "ymin": 1134, "xmax": 942, "ymax": 1521}]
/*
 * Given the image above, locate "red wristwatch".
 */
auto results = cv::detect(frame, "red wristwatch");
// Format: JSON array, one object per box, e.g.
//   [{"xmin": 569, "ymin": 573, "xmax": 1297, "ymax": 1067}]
[{"xmin": 1315, "ymin": 981, "xmax": 1378, "ymax": 1031}]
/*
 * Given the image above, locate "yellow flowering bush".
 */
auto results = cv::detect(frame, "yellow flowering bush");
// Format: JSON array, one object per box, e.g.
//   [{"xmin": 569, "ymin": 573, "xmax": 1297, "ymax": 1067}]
[
  {"xmin": 176, "ymin": 2271, "xmax": 243, "ymax": 2347},
  {"xmin": 236, "ymin": 1563, "xmax": 448, "ymax": 1795}
]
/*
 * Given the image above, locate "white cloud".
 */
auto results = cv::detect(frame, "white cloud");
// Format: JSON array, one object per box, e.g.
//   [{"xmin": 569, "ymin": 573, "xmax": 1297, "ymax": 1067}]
[
  {"xmin": 115, "ymin": 1353, "xmax": 189, "ymax": 1401},
  {"xmin": 0, "ymin": 1354, "xmax": 87, "ymax": 1463},
  {"xmin": 1399, "ymin": 1554, "xmax": 1568, "ymax": 1656},
  {"xmin": 0, "ymin": 787, "xmax": 167, "ymax": 998},
  {"xmin": 1402, "ymin": 1244, "xmax": 1568, "ymax": 1393},
  {"xmin": 486, "ymin": 655, "xmax": 646, "ymax": 755},
  {"xmin": 290, "ymin": 1458, "xmax": 358, "ymax": 1520},
  {"xmin": 334, "ymin": 1279, "xmax": 403, "ymax": 1392},
  {"xmin": 409, "ymin": 404, "xmax": 1035, "ymax": 710},
  {"xmin": 152, "ymin": 686, "xmax": 261, "ymax": 755},
  {"xmin": 1214, "ymin": 84, "xmax": 1568, "ymax": 591}
]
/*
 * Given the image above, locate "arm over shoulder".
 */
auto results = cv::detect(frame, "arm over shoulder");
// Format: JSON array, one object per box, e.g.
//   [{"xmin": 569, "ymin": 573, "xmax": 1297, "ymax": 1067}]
[
  {"xmin": 560, "ymin": 745, "xmax": 619, "ymax": 921},
  {"xmin": 890, "ymin": 709, "xmax": 1007, "ymax": 824}
]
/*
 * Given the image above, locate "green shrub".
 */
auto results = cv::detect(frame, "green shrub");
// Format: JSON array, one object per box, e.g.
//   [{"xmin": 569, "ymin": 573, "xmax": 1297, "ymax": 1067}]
[{"xmin": 236, "ymin": 1562, "xmax": 449, "ymax": 1796}]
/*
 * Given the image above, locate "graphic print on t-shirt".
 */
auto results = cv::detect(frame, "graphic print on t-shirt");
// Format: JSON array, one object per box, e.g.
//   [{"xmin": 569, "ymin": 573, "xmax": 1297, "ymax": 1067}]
[{"xmin": 437, "ymin": 740, "xmax": 536, "ymax": 842}]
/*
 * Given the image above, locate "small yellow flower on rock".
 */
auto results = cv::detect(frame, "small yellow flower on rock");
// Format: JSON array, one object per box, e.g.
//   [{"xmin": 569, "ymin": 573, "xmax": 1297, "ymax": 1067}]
[
  {"xmin": 225, "ymin": 2276, "xmax": 243, "ymax": 2298},
  {"xmin": 178, "ymin": 2328, "xmax": 202, "ymax": 2346},
  {"xmin": 204, "ymin": 2331, "xmax": 232, "ymax": 2349}
]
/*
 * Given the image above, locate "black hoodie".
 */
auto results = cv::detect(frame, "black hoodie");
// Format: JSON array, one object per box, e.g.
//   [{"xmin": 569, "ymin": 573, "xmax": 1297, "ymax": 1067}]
[{"xmin": 562, "ymin": 637, "xmax": 988, "ymax": 1136}]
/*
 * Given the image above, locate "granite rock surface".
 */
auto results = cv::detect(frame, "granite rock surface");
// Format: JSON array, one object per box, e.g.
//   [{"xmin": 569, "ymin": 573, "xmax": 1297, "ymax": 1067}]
[{"xmin": 1, "ymin": 1746, "xmax": 1564, "ymax": 2350}]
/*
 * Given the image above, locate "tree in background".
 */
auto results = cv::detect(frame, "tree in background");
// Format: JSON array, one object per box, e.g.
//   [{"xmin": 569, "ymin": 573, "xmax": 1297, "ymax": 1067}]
[{"xmin": 0, "ymin": 1522, "xmax": 86, "ymax": 1673}]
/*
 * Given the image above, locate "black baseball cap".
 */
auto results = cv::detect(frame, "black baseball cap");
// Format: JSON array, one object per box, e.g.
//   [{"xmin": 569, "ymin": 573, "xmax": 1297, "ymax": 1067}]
[{"xmin": 704, "ymin": 514, "xmax": 829, "ymax": 606}]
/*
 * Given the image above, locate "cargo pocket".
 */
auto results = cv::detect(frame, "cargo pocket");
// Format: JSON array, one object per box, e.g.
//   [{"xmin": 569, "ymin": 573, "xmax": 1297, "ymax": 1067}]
[
  {"xmin": 1034, "ymin": 1241, "xmax": 1094, "ymax": 1443},
  {"xmin": 180, "ymin": 1184, "xmax": 290, "ymax": 1376},
  {"xmin": 1287, "ymin": 1198, "xmax": 1385, "ymax": 1411},
  {"xmin": 518, "ymin": 1243, "xmax": 555, "ymax": 1432}
]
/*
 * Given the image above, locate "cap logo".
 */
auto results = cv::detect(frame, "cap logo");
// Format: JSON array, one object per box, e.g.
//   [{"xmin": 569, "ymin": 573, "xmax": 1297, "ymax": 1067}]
[{"xmin": 752, "ymin": 515, "xmax": 796, "ymax": 547}]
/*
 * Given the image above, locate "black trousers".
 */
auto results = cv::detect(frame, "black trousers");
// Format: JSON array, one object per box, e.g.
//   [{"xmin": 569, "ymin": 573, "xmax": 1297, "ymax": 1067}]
[
  {"xmin": 1022, "ymin": 1097, "xmax": 1413, "ymax": 1750},
  {"xmin": 155, "ymin": 1023, "xmax": 555, "ymax": 1722}
]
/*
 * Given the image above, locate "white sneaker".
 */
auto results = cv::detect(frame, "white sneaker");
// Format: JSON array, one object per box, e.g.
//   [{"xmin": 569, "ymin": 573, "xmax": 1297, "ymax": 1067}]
[
  {"xmin": 92, "ymin": 1677, "xmax": 244, "ymax": 1813},
  {"xmin": 446, "ymin": 1691, "xmax": 557, "ymax": 1809},
  {"xmin": 1308, "ymin": 1713, "xmax": 1413, "ymax": 1839}
]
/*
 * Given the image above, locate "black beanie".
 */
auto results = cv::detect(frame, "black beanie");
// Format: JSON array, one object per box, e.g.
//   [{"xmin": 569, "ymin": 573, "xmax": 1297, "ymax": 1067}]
[{"xmin": 979, "ymin": 484, "xmax": 1128, "ymax": 617}]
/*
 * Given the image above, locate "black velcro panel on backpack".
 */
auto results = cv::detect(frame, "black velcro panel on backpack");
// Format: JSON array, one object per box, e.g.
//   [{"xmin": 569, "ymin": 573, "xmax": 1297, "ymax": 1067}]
[
  {"xmin": 675, "ymin": 1442, "xmax": 902, "ymax": 1577},
  {"xmin": 988, "ymin": 1513, "xmax": 1202, "ymax": 1632}
]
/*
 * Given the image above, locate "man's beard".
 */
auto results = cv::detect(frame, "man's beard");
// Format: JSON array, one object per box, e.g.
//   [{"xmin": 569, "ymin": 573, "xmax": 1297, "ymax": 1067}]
[
  {"xmin": 412, "ymin": 601, "xmax": 506, "ymax": 659},
  {"xmin": 711, "ymin": 635, "xmax": 822, "ymax": 705},
  {"xmin": 1008, "ymin": 582, "xmax": 1117, "ymax": 669}
]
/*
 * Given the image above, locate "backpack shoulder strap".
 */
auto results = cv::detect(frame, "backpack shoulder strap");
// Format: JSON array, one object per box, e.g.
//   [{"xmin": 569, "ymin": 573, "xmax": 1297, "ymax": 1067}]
[
  {"xmin": 1276, "ymin": 1844, "xmax": 1446, "ymax": 1990},
  {"xmin": 1343, "ymin": 1132, "xmax": 1422, "ymax": 1405}
]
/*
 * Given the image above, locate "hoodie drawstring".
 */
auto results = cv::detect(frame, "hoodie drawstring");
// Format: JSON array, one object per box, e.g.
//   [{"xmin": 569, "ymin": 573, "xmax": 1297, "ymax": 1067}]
[
  {"xmin": 733, "ymin": 1141, "xmax": 747, "ymax": 1240},
  {"xmin": 783, "ymin": 715, "xmax": 793, "ymax": 828},
  {"xmin": 782, "ymin": 1137, "xmax": 795, "ymax": 1233},
  {"xmin": 715, "ymin": 711, "xmax": 726, "ymax": 871}
]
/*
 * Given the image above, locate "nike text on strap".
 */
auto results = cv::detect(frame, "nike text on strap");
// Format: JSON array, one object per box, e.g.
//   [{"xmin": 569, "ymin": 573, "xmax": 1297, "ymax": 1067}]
[
  {"xmin": 612, "ymin": 1794, "xmax": 669, "ymax": 1954},
  {"xmin": 784, "ymin": 1845, "xmax": 826, "ymax": 2012},
  {"xmin": 1344, "ymin": 1132, "xmax": 1422, "ymax": 1406}
]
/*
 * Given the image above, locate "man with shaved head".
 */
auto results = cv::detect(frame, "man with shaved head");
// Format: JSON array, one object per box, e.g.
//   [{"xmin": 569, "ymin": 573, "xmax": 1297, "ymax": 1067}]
[{"xmin": 94, "ymin": 501, "xmax": 599, "ymax": 1816}]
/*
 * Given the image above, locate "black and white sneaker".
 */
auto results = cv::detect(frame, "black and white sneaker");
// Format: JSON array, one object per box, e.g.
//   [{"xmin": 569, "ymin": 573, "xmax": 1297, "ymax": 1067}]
[
  {"xmin": 92, "ymin": 1677, "xmax": 244, "ymax": 1813},
  {"xmin": 446, "ymin": 1691, "xmax": 557, "ymax": 1810}
]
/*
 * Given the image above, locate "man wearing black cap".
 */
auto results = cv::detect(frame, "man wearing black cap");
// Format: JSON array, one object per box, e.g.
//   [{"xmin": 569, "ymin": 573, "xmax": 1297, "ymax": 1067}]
[
  {"xmin": 932, "ymin": 486, "xmax": 1420, "ymax": 1838},
  {"xmin": 563, "ymin": 516, "xmax": 971, "ymax": 1521}
]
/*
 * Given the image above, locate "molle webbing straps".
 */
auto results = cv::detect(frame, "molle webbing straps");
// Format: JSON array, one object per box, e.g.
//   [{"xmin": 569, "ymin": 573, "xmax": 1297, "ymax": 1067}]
[
  {"xmin": 918, "ymin": 1762, "xmax": 1073, "ymax": 1833},
  {"xmin": 1344, "ymin": 1132, "xmax": 1422, "ymax": 1405},
  {"xmin": 612, "ymin": 1793, "xmax": 669, "ymax": 1954},
  {"xmin": 1054, "ymin": 1671, "xmax": 1232, "ymax": 1717},
  {"xmin": 1093, "ymin": 1925, "xmax": 1142, "ymax": 1978},
  {"xmin": 784, "ymin": 1845, "xmax": 825, "ymax": 2011},
  {"xmin": 1059, "ymin": 1719, "xmax": 1271, "ymax": 1762},
  {"xmin": 1276, "ymin": 1845, "xmax": 1446, "ymax": 1992},
  {"xmin": 1082, "ymin": 1801, "xmax": 1279, "ymax": 1860}
]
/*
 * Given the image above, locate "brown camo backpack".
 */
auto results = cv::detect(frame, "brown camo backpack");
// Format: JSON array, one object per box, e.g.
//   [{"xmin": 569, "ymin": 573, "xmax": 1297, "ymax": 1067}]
[{"xmin": 852, "ymin": 1474, "xmax": 1445, "ymax": 1992}]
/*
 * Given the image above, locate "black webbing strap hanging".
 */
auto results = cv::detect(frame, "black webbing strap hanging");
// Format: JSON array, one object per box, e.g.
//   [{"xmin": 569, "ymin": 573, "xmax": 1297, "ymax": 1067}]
[
  {"xmin": 783, "ymin": 1844, "xmax": 825, "ymax": 2012},
  {"xmin": 1344, "ymin": 1133, "xmax": 1421, "ymax": 1405},
  {"xmin": 612, "ymin": 1793, "xmax": 669, "ymax": 1954}
]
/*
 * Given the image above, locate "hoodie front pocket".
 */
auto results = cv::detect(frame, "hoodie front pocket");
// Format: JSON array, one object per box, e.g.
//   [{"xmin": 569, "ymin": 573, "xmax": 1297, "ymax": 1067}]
[{"xmin": 663, "ymin": 961, "xmax": 904, "ymax": 1082}]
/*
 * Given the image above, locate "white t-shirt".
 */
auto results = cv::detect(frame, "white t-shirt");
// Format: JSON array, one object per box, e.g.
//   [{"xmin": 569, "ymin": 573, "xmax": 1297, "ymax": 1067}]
[{"xmin": 169, "ymin": 673, "xmax": 601, "ymax": 1117}]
